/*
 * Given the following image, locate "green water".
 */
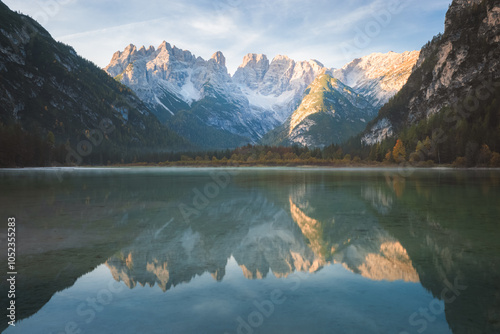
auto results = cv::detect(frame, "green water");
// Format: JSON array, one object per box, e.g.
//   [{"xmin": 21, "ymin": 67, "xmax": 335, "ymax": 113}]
[{"xmin": 0, "ymin": 168, "xmax": 499, "ymax": 334}]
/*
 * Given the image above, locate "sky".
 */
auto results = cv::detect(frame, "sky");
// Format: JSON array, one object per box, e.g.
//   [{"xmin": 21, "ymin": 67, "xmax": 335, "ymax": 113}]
[{"xmin": 4, "ymin": 0, "xmax": 451, "ymax": 74}]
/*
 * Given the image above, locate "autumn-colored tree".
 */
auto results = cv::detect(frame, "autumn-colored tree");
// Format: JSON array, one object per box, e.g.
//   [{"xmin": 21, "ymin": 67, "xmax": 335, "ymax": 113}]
[
  {"xmin": 283, "ymin": 152, "xmax": 298, "ymax": 160},
  {"xmin": 490, "ymin": 152, "xmax": 500, "ymax": 167},
  {"xmin": 334, "ymin": 148, "xmax": 343, "ymax": 160},
  {"xmin": 410, "ymin": 141, "xmax": 424, "ymax": 164},
  {"xmin": 415, "ymin": 140, "xmax": 425, "ymax": 154},
  {"xmin": 392, "ymin": 139, "xmax": 406, "ymax": 163},
  {"xmin": 478, "ymin": 144, "xmax": 492, "ymax": 165},
  {"xmin": 299, "ymin": 152, "xmax": 311, "ymax": 160},
  {"xmin": 423, "ymin": 136, "xmax": 432, "ymax": 152},
  {"xmin": 384, "ymin": 150, "xmax": 393, "ymax": 163}
]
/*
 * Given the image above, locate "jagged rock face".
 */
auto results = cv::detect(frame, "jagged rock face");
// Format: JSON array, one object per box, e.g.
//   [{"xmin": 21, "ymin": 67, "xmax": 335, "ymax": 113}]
[
  {"xmin": 409, "ymin": 0, "xmax": 500, "ymax": 120},
  {"xmin": 261, "ymin": 74, "xmax": 377, "ymax": 147},
  {"xmin": 362, "ymin": 0, "xmax": 500, "ymax": 144},
  {"xmin": 331, "ymin": 51, "xmax": 420, "ymax": 108},
  {"xmin": 104, "ymin": 42, "xmax": 230, "ymax": 107},
  {"xmin": 106, "ymin": 46, "xmax": 326, "ymax": 124},
  {"xmin": 233, "ymin": 54, "xmax": 325, "ymax": 122},
  {"xmin": 105, "ymin": 42, "xmax": 276, "ymax": 148},
  {"xmin": 361, "ymin": 118, "xmax": 393, "ymax": 146},
  {"xmin": 445, "ymin": 0, "xmax": 484, "ymax": 29},
  {"xmin": 104, "ymin": 45, "xmax": 330, "ymax": 147},
  {"xmin": 231, "ymin": 53, "xmax": 270, "ymax": 90},
  {"xmin": 257, "ymin": 55, "xmax": 324, "ymax": 97}
]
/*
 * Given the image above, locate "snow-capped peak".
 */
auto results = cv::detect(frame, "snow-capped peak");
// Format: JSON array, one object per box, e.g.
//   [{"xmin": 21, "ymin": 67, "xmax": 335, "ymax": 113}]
[{"xmin": 331, "ymin": 50, "xmax": 420, "ymax": 107}]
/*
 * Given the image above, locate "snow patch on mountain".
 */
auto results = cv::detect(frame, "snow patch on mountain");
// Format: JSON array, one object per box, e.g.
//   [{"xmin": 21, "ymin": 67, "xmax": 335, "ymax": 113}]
[
  {"xmin": 154, "ymin": 94, "xmax": 174, "ymax": 115},
  {"xmin": 331, "ymin": 51, "xmax": 420, "ymax": 107},
  {"xmin": 178, "ymin": 69, "xmax": 201, "ymax": 103}
]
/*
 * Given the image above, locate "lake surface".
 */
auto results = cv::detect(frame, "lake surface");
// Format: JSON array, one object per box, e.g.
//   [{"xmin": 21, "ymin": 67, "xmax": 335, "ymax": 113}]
[{"xmin": 0, "ymin": 168, "xmax": 499, "ymax": 334}]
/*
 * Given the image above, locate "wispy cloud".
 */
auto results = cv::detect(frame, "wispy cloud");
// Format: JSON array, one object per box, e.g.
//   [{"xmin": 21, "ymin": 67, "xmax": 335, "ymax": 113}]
[
  {"xmin": 3, "ymin": 0, "xmax": 449, "ymax": 73},
  {"xmin": 55, "ymin": 17, "xmax": 170, "ymax": 41}
]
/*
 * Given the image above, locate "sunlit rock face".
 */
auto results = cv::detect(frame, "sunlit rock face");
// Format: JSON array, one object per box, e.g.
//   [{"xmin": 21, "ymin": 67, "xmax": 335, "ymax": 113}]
[
  {"xmin": 261, "ymin": 73, "xmax": 377, "ymax": 147},
  {"xmin": 358, "ymin": 242, "xmax": 420, "ymax": 282},
  {"xmin": 287, "ymin": 188, "xmax": 419, "ymax": 283},
  {"xmin": 289, "ymin": 198, "xmax": 328, "ymax": 260},
  {"xmin": 331, "ymin": 51, "xmax": 420, "ymax": 108}
]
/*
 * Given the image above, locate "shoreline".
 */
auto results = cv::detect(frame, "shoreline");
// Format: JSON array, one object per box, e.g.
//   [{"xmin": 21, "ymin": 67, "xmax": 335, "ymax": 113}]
[{"xmin": 2, "ymin": 165, "xmax": 500, "ymax": 171}]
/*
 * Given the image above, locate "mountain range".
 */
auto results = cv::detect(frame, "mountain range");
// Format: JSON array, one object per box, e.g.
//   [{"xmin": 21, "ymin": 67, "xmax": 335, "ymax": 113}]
[{"xmin": 104, "ymin": 43, "xmax": 420, "ymax": 148}]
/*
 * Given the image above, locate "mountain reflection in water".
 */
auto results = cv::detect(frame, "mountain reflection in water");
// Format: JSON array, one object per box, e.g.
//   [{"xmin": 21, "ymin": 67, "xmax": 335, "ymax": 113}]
[{"xmin": 0, "ymin": 168, "xmax": 499, "ymax": 334}]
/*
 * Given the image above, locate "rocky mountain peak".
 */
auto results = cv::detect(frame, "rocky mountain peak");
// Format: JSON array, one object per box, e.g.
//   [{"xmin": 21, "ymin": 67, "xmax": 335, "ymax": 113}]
[
  {"xmin": 308, "ymin": 59, "xmax": 325, "ymax": 72},
  {"xmin": 211, "ymin": 51, "xmax": 226, "ymax": 67},
  {"xmin": 158, "ymin": 40, "xmax": 172, "ymax": 51},
  {"xmin": 232, "ymin": 53, "xmax": 270, "ymax": 90},
  {"xmin": 239, "ymin": 53, "xmax": 269, "ymax": 69},
  {"xmin": 124, "ymin": 43, "xmax": 136, "ymax": 52},
  {"xmin": 272, "ymin": 54, "xmax": 293, "ymax": 64}
]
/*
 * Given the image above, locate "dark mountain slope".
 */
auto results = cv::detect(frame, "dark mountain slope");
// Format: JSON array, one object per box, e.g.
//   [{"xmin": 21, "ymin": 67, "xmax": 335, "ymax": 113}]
[
  {"xmin": 0, "ymin": 1, "xmax": 189, "ymax": 166},
  {"xmin": 357, "ymin": 0, "xmax": 500, "ymax": 164}
]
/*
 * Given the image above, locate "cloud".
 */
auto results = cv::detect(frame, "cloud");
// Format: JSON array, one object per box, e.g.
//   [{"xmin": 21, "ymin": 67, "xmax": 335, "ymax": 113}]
[{"xmin": 3, "ymin": 0, "xmax": 449, "ymax": 74}]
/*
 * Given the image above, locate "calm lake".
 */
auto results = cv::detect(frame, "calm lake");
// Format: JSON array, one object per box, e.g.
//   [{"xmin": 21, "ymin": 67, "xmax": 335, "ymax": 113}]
[{"xmin": 1, "ymin": 168, "xmax": 499, "ymax": 334}]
